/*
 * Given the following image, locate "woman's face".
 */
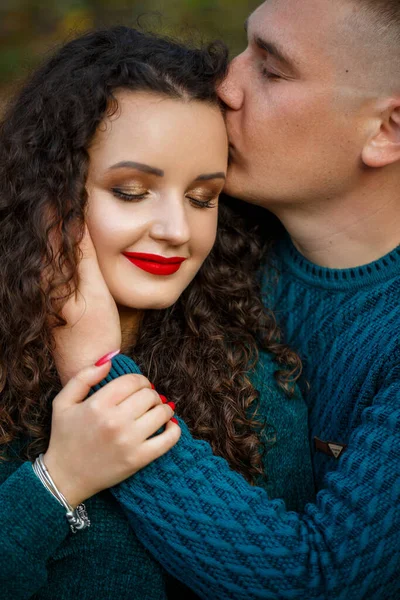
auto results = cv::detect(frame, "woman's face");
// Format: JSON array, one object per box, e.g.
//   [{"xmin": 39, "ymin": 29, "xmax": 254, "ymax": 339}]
[{"xmin": 86, "ymin": 91, "xmax": 228, "ymax": 310}]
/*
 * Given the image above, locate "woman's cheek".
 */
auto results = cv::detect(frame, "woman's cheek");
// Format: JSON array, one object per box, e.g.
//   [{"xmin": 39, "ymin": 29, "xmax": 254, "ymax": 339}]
[
  {"xmin": 87, "ymin": 208, "xmax": 143, "ymax": 256},
  {"xmin": 191, "ymin": 208, "xmax": 218, "ymax": 261},
  {"xmin": 196, "ymin": 214, "xmax": 218, "ymax": 260}
]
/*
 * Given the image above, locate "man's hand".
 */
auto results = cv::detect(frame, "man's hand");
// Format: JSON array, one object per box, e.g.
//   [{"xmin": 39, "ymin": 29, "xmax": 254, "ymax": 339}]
[{"xmin": 52, "ymin": 226, "xmax": 121, "ymax": 385}]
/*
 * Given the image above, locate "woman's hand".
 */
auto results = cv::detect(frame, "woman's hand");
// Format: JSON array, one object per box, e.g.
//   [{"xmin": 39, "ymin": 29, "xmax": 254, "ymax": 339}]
[
  {"xmin": 43, "ymin": 359, "xmax": 180, "ymax": 507},
  {"xmin": 52, "ymin": 226, "xmax": 121, "ymax": 386}
]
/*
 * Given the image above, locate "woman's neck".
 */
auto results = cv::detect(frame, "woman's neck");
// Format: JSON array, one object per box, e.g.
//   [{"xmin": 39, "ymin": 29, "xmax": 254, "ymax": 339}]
[{"xmin": 118, "ymin": 306, "xmax": 143, "ymax": 354}]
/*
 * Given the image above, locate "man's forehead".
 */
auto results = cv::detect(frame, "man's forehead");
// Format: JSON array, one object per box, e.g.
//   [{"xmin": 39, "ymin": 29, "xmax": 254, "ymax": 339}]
[
  {"xmin": 247, "ymin": 0, "xmax": 392, "ymax": 95},
  {"xmin": 246, "ymin": 0, "xmax": 358, "ymax": 69},
  {"xmin": 250, "ymin": 0, "xmax": 347, "ymax": 22},
  {"xmin": 245, "ymin": 7, "xmax": 303, "ymax": 70}
]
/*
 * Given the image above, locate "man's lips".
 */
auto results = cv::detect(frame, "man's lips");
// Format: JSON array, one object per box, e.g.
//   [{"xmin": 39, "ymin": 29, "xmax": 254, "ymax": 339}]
[{"xmin": 122, "ymin": 252, "xmax": 187, "ymax": 276}]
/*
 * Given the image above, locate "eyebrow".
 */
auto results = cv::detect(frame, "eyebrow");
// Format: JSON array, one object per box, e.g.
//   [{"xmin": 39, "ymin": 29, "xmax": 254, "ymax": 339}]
[
  {"xmin": 108, "ymin": 161, "xmax": 164, "ymax": 177},
  {"xmin": 108, "ymin": 161, "xmax": 225, "ymax": 182},
  {"xmin": 195, "ymin": 172, "xmax": 226, "ymax": 181},
  {"xmin": 244, "ymin": 17, "xmax": 295, "ymax": 70}
]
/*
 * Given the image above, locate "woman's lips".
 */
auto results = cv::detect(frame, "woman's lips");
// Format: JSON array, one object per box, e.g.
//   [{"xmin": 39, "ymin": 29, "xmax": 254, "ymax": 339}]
[{"xmin": 122, "ymin": 252, "xmax": 187, "ymax": 276}]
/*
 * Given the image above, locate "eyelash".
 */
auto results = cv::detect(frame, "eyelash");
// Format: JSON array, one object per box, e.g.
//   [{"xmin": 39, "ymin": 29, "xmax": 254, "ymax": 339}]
[
  {"xmin": 112, "ymin": 188, "xmax": 217, "ymax": 209},
  {"xmin": 112, "ymin": 188, "xmax": 148, "ymax": 201},
  {"xmin": 187, "ymin": 197, "xmax": 216, "ymax": 209}
]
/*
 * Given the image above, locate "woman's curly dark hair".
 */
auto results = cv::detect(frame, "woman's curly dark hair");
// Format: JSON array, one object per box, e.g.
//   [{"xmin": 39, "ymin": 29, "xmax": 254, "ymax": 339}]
[{"xmin": 0, "ymin": 26, "xmax": 299, "ymax": 483}]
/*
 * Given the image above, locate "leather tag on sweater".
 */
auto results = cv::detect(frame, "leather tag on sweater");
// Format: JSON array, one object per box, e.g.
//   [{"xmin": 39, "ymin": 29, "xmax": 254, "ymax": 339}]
[{"xmin": 314, "ymin": 437, "xmax": 347, "ymax": 459}]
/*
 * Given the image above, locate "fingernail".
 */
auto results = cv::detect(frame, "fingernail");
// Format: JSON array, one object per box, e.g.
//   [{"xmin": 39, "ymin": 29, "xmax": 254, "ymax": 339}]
[
  {"xmin": 159, "ymin": 394, "xmax": 168, "ymax": 404},
  {"xmin": 167, "ymin": 402, "xmax": 176, "ymax": 411},
  {"xmin": 95, "ymin": 350, "xmax": 120, "ymax": 366},
  {"xmin": 171, "ymin": 417, "xmax": 179, "ymax": 425},
  {"xmin": 150, "ymin": 383, "xmax": 156, "ymax": 390}
]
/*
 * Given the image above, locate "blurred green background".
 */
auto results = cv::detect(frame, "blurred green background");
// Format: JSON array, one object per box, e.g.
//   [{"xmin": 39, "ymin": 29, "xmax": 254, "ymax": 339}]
[{"xmin": 0, "ymin": 0, "xmax": 260, "ymax": 104}]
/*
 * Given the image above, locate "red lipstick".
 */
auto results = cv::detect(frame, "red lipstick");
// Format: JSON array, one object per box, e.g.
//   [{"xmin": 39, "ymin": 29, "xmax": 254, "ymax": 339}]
[{"xmin": 122, "ymin": 252, "xmax": 187, "ymax": 276}]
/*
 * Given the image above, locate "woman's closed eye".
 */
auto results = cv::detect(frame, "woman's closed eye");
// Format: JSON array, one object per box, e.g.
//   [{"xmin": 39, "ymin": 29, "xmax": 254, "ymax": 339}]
[
  {"xmin": 186, "ymin": 193, "xmax": 217, "ymax": 209},
  {"xmin": 112, "ymin": 186, "xmax": 218, "ymax": 209},
  {"xmin": 112, "ymin": 187, "xmax": 149, "ymax": 201},
  {"xmin": 186, "ymin": 185, "xmax": 222, "ymax": 209}
]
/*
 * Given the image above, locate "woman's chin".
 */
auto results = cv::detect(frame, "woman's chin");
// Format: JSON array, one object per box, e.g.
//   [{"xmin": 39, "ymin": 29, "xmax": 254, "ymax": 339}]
[{"xmin": 116, "ymin": 295, "xmax": 180, "ymax": 312}]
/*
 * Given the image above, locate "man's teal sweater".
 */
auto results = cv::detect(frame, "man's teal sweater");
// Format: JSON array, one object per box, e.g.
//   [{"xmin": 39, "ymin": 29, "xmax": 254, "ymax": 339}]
[
  {"xmin": 0, "ymin": 347, "xmax": 314, "ymax": 599},
  {"xmin": 111, "ymin": 239, "xmax": 400, "ymax": 600}
]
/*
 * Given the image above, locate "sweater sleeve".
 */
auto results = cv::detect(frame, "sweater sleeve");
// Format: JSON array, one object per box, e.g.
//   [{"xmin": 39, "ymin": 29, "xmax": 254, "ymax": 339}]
[
  {"xmin": 106, "ymin": 354, "xmax": 400, "ymax": 600},
  {"xmin": 0, "ymin": 460, "xmax": 70, "ymax": 600}
]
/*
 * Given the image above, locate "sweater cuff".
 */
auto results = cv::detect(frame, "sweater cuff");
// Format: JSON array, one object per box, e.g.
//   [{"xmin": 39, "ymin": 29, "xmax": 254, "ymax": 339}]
[
  {"xmin": 89, "ymin": 353, "xmax": 143, "ymax": 396},
  {"xmin": 1, "ymin": 461, "xmax": 69, "ymax": 560}
]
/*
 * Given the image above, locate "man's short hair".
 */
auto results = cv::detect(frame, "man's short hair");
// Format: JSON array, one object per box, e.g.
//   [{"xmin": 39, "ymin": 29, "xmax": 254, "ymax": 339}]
[
  {"xmin": 339, "ymin": 0, "xmax": 400, "ymax": 93},
  {"xmin": 353, "ymin": 0, "xmax": 400, "ymax": 41}
]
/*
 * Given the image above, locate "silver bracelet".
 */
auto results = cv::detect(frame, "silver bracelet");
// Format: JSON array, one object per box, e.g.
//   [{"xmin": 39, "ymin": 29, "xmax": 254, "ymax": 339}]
[{"xmin": 32, "ymin": 454, "xmax": 90, "ymax": 533}]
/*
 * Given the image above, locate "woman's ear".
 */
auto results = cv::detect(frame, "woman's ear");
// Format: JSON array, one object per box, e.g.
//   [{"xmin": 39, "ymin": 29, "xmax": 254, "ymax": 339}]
[{"xmin": 362, "ymin": 99, "xmax": 400, "ymax": 168}]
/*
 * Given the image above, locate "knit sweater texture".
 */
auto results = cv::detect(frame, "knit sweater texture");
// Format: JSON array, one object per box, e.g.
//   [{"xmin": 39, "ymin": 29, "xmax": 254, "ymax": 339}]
[
  {"xmin": 0, "ymin": 347, "xmax": 313, "ymax": 599},
  {"xmin": 112, "ymin": 238, "xmax": 400, "ymax": 600}
]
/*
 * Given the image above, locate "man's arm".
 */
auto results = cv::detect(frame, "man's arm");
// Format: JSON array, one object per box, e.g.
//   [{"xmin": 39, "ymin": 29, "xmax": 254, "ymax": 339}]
[{"xmin": 109, "ymin": 354, "xmax": 400, "ymax": 599}]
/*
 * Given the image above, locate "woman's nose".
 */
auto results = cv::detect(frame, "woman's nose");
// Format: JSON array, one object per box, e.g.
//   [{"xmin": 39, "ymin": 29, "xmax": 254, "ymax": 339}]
[
  {"xmin": 217, "ymin": 54, "xmax": 245, "ymax": 111},
  {"xmin": 150, "ymin": 198, "xmax": 191, "ymax": 247}
]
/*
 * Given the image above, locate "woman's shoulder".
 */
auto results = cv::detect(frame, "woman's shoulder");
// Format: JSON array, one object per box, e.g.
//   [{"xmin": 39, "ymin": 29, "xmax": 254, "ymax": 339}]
[
  {"xmin": 249, "ymin": 348, "xmax": 309, "ymax": 448},
  {"xmin": 250, "ymin": 347, "xmax": 281, "ymax": 382},
  {"xmin": 250, "ymin": 349, "xmax": 305, "ymax": 406},
  {"xmin": 0, "ymin": 440, "xmax": 27, "ymax": 483},
  {"xmin": 249, "ymin": 349, "xmax": 315, "ymax": 511},
  {"xmin": 0, "ymin": 442, "xmax": 167, "ymax": 598},
  {"xmin": 44, "ymin": 488, "xmax": 167, "ymax": 598}
]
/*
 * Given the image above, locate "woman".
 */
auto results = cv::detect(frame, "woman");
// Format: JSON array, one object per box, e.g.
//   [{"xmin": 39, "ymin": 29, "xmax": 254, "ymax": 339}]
[{"xmin": 0, "ymin": 26, "xmax": 314, "ymax": 599}]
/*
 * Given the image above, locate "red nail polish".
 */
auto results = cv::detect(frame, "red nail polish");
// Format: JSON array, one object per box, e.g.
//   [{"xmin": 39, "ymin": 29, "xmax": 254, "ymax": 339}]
[
  {"xmin": 171, "ymin": 417, "xmax": 179, "ymax": 425},
  {"xmin": 95, "ymin": 350, "xmax": 120, "ymax": 366},
  {"xmin": 150, "ymin": 383, "xmax": 155, "ymax": 390},
  {"xmin": 167, "ymin": 402, "xmax": 176, "ymax": 411},
  {"xmin": 159, "ymin": 394, "xmax": 168, "ymax": 404}
]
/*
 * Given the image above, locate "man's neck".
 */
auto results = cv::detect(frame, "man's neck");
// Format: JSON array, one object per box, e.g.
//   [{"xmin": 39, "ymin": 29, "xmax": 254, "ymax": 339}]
[{"xmin": 273, "ymin": 177, "xmax": 400, "ymax": 269}]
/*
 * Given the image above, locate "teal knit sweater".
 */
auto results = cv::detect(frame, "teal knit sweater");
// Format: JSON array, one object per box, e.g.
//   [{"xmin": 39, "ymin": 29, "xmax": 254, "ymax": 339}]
[
  {"xmin": 0, "ymin": 347, "xmax": 313, "ymax": 599},
  {"xmin": 111, "ymin": 239, "xmax": 400, "ymax": 600}
]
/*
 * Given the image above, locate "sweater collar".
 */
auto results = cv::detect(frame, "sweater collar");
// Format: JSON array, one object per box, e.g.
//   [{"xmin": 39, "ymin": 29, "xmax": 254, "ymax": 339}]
[{"xmin": 273, "ymin": 234, "xmax": 400, "ymax": 291}]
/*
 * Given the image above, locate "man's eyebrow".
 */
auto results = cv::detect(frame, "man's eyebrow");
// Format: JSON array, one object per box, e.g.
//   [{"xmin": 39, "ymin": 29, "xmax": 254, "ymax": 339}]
[
  {"xmin": 254, "ymin": 36, "xmax": 294, "ymax": 69},
  {"xmin": 244, "ymin": 17, "xmax": 295, "ymax": 70},
  {"xmin": 195, "ymin": 172, "xmax": 226, "ymax": 181},
  {"xmin": 108, "ymin": 161, "xmax": 164, "ymax": 177}
]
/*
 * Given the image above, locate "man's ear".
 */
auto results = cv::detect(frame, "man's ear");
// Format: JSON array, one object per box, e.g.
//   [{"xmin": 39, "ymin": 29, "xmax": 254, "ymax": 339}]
[{"xmin": 362, "ymin": 100, "xmax": 400, "ymax": 168}]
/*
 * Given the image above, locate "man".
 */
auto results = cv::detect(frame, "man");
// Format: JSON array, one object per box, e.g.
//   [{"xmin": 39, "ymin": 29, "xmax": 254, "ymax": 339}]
[{"xmin": 112, "ymin": 0, "xmax": 400, "ymax": 597}]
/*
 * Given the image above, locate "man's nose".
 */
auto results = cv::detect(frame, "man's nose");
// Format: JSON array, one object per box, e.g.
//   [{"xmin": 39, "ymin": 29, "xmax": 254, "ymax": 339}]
[
  {"xmin": 217, "ymin": 54, "xmax": 245, "ymax": 111},
  {"xmin": 150, "ymin": 197, "xmax": 191, "ymax": 247}
]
